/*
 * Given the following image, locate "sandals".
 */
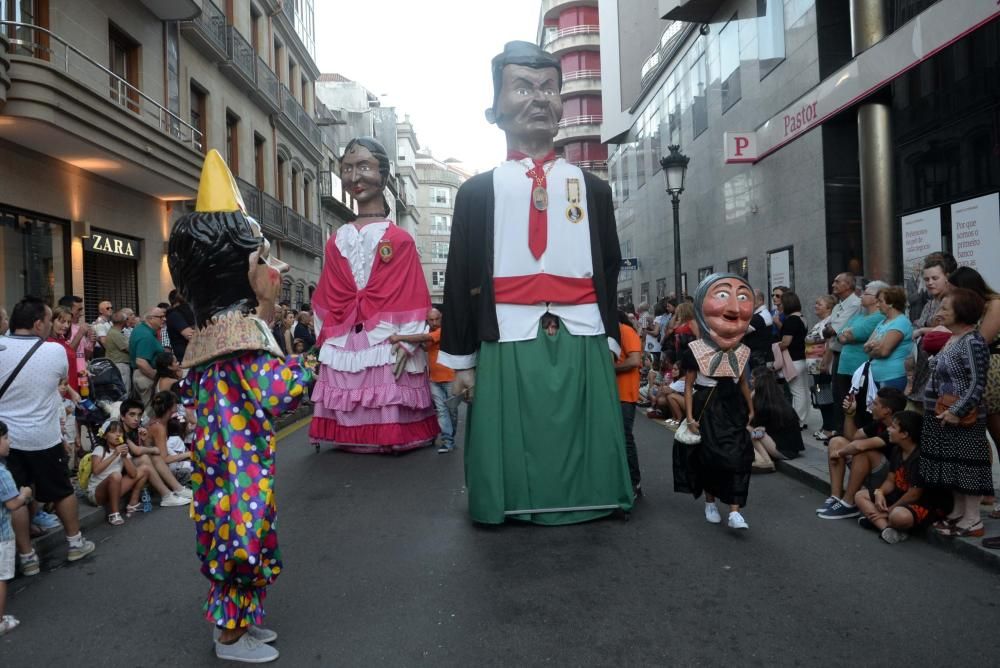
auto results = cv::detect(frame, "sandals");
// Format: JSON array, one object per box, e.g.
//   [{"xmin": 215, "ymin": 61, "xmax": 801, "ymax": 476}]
[
  {"xmin": 125, "ymin": 503, "xmax": 142, "ymax": 518},
  {"xmin": 0, "ymin": 615, "xmax": 20, "ymax": 636},
  {"xmin": 107, "ymin": 512, "xmax": 125, "ymax": 526},
  {"xmin": 934, "ymin": 521, "xmax": 984, "ymax": 538}
]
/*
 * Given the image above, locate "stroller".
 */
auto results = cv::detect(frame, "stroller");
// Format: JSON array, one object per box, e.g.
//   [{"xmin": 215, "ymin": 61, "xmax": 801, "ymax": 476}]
[{"xmin": 77, "ymin": 358, "xmax": 129, "ymax": 448}]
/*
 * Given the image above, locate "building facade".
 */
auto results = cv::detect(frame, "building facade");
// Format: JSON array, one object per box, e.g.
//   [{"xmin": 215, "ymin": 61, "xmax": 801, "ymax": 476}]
[
  {"xmin": 414, "ymin": 154, "xmax": 468, "ymax": 304},
  {"xmin": 601, "ymin": 0, "xmax": 1000, "ymax": 306},
  {"xmin": 539, "ymin": 0, "xmax": 608, "ymax": 179},
  {"xmin": 0, "ymin": 0, "xmax": 324, "ymax": 320}
]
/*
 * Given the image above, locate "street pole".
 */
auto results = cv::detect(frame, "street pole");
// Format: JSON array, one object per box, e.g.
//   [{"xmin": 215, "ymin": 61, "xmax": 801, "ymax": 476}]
[{"xmin": 671, "ymin": 192, "xmax": 682, "ymax": 299}]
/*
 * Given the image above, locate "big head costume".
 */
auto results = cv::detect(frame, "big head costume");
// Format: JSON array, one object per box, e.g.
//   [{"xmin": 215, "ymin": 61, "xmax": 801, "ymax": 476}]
[
  {"xmin": 168, "ymin": 149, "xmax": 313, "ymax": 631},
  {"xmin": 308, "ymin": 137, "xmax": 438, "ymax": 453},
  {"xmin": 439, "ymin": 41, "xmax": 633, "ymax": 524},
  {"xmin": 674, "ymin": 273, "xmax": 755, "ymax": 507}
]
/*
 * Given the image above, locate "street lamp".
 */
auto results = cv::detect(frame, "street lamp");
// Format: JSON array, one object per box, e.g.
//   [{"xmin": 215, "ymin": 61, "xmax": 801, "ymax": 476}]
[{"xmin": 660, "ymin": 144, "xmax": 690, "ymax": 300}]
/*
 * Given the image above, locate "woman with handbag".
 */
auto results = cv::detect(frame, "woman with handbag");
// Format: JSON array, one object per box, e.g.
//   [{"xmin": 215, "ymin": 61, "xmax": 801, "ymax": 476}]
[
  {"xmin": 776, "ymin": 292, "xmax": 810, "ymax": 430},
  {"xmin": 806, "ymin": 296, "xmax": 837, "ymax": 440},
  {"xmin": 918, "ymin": 288, "xmax": 992, "ymax": 538},
  {"xmin": 675, "ymin": 274, "xmax": 755, "ymax": 530}
]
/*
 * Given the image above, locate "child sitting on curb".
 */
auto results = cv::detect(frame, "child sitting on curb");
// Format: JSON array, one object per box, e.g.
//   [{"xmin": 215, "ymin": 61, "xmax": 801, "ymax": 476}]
[
  {"xmin": 854, "ymin": 410, "xmax": 941, "ymax": 544},
  {"xmin": 86, "ymin": 421, "xmax": 150, "ymax": 525},
  {"xmin": 1, "ymin": 420, "xmax": 34, "ymax": 635}
]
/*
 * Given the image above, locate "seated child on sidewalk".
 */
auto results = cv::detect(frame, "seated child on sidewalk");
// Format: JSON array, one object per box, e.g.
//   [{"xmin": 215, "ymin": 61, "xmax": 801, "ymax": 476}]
[
  {"xmin": 166, "ymin": 417, "xmax": 193, "ymax": 485},
  {"xmin": 1, "ymin": 420, "xmax": 33, "ymax": 636},
  {"xmin": 854, "ymin": 410, "xmax": 941, "ymax": 544},
  {"xmin": 86, "ymin": 421, "xmax": 150, "ymax": 525},
  {"xmin": 749, "ymin": 368, "xmax": 804, "ymax": 471}
]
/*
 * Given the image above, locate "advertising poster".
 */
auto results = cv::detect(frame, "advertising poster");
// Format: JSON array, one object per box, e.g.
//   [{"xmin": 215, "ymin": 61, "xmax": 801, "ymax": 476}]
[
  {"xmin": 951, "ymin": 193, "xmax": 1000, "ymax": 289},
  {"xmin": 900, "ymin": 208, "xmax": 941, "ymax": 296},
  {"xmin": 768, "ymin": 248, "xmax": 792, "ymax": 295}
]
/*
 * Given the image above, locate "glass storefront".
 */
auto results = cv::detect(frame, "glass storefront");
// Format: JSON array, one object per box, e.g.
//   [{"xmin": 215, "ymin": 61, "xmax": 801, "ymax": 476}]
[{"xmin": 0, "ymin": 205, "xmax": 69, "ymax": 309}]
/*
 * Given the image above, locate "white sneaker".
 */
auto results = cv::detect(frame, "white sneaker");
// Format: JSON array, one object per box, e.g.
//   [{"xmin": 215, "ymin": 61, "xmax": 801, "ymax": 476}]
[
  {"xmin": 215, "ymin": 632, "xmax": 279, "ymax": 663},
  {"xmin": 704, "ymin": 503, "xmax": 722, "ymax": 524},
  {"xmin": 880, "ymin": 527, "xmax": 908, "ymax": 545},
  {"xmin": 214, "ymin": 626, "xmax": 277, "ymax": 644},
  {"xmin": 174, "ymin": 487, "xmax": 194, "ymax": 499},
  {"xmin": 160, "ymin": 492, "xmax": 189, "ymax": 507},
  {"xmin": 728, "ymin": 511, "xmax": 749, "ymax": 530}
]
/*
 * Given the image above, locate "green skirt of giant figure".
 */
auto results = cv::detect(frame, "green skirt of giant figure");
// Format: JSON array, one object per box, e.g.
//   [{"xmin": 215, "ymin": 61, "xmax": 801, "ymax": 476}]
[{"xmin": 465, "ymin": 324, "xmax": 634, "ymax": 525}]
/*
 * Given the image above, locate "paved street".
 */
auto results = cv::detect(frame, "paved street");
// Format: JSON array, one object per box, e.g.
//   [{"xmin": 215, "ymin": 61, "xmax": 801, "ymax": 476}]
[{"xmin": 4, "ymin": 412, "xmax": 1000, "ymax": 667}]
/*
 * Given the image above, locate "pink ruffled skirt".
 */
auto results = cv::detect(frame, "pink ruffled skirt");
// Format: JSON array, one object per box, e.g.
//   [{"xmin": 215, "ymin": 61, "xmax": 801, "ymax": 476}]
[{"xmin": 309, "ymin": 330, "xmax": 438, "ymax": 453}]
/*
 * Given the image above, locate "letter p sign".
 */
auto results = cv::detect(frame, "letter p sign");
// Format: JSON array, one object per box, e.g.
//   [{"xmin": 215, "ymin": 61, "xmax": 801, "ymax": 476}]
[{"xmin": 724, "ymin": 132, "xmax": 758, "ymax": 164}]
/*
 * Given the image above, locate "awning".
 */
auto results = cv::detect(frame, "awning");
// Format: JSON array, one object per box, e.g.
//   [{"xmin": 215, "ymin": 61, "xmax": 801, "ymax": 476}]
[
  {"xmin": 139, "ymin": 0, "xmax": 201, "ymax": 21},
  {"xmin": 658, "ymin": 0, "xmax": 727, "ymax": 23}
]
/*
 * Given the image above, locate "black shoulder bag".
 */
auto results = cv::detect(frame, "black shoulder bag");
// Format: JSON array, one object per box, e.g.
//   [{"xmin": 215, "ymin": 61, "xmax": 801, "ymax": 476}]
[{"xmin": 0, "ymin": 337, "xmax": 46, "ymax": 400}]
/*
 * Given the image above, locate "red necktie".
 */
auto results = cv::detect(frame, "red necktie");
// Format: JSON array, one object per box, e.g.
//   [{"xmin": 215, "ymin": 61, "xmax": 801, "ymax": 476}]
[{"xmin": 508, "ymin": 150, "xmax": 556, "ymax": 260}]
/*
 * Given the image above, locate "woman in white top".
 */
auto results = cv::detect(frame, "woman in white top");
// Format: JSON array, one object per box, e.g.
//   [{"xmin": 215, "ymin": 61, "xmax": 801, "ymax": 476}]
[{"xmin": 88, "ymin": 421, "xmax": 149, "ymax": 525}]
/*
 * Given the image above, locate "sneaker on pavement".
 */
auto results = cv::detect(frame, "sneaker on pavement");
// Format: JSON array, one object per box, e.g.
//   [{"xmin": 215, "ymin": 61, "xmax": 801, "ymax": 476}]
[
  {"xmin": 818, "ymin": 500, "xmax": 860, "ymax": 520},
  {"xmin": 67, "ymin": 538, "xmax": 95, "ymax": 562},
  {"xmin": 857, "ymin": 516, "xmax": 878, "ymax": 531},
  {"xmin": 214, "ymin": 626, "xmax": 278, "ymax": 644},
  {"xmin": 18, "ymin": 551, "xmax": 40, "ymax": 576},
  {"xmin": 174, "ymin": 487, "xmax": 193, "ymax": 499},
  {"xmin": 215, "ymin": 632, "xmax": 280, "ymax": 663},
  {"xmin": 816, "ymin": 496, "xmax": 839, "ymax": 514},
  {"xmin": 880, "ymin": 527, "xmax": 909, "ymax": 544},
  {"xmin": 32, "ymin": 510, "xmax": 62, "ymax": 531},
  {"xmin": 436, "ymin": 444, "xmax": 454, "ymax": 454},
  {"xmin": 728, "ymin": 511, "xmax": 749, "ymax": 530},
  {"xmin": 704, "ymin": 503, "xmax": 722, "ymax": 524},
  {"xmin": 161, "ymin": 492, "xmax": 189, "ymax": 507}
]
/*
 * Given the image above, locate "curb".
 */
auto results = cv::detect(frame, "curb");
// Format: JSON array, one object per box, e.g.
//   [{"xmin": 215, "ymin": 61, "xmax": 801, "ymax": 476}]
[
  {"xmin": 775, "ymin": 439, "xmax": 1000, "ymax": 573},
  {"xmin": 29, "ymin": 404, "xmax": 314, "ymax": 562}
]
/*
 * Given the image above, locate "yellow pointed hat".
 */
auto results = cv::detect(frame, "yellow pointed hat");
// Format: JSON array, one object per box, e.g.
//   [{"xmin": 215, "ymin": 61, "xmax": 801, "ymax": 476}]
[{"xmin": 195, "ymin": 149, "xmax": 247, "ymax": 213}]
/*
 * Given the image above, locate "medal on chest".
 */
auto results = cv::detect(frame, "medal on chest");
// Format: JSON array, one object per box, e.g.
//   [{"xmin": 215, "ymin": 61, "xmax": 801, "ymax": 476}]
[
  {"xmin": 532, "ymin": 186, "xmax": 548, "ymax": 211},
  {"xmin": 377, "ymin": 239, "xmax": 393, "ymax": 263},
  {"xmin": 565, "ymin": 178, "xmax": 585, "ymax": 224}
]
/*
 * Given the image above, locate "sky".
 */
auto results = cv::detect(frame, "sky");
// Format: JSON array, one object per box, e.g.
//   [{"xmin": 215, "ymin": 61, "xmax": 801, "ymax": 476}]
[{"xmin": 314, "ymin": 0, "xmax": 541, "ymax": 173}]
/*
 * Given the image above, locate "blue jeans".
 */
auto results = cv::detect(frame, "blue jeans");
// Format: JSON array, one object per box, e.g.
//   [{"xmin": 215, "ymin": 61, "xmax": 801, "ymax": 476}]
[{"xmin": 430, "ymin": 381, "xmax": 457, "ymax": 447}]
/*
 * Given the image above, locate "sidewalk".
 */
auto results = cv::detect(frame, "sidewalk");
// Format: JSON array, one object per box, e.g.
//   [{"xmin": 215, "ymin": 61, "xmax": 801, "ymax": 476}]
[
  {"xmin": 777, "ymin": 420, "xmax": 1000, "ymax": 572},
  {"xmin": 28, "ymin": 405, "xmax": 313, "ymax": 563}
]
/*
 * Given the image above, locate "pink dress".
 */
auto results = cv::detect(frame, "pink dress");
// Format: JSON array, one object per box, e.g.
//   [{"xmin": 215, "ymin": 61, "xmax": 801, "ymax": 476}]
[{"xmin": 309, "ymin": 221, "xmax": 439, "ymax": 453}]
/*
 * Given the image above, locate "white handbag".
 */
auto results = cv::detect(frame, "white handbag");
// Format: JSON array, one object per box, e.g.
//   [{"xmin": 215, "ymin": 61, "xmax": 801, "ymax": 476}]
[{"xmin": 673, "ymin": 384, "xmax": 718, "ymax": 445}]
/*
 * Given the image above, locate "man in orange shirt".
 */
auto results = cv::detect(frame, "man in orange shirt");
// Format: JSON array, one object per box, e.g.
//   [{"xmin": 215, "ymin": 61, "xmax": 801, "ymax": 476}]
[
  {"xmin": 615, "ymin": 310, "xmax": 643, "ymax": 497},
  {"xmin": 427, "ymin": 308, "xmax": 458, "ymax": 454}
]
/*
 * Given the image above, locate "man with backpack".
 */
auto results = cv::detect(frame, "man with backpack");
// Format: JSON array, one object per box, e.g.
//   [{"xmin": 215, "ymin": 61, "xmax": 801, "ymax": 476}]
[{"xmin": 0, "ymin": 297, "xmax": 96, "ymax": 576}]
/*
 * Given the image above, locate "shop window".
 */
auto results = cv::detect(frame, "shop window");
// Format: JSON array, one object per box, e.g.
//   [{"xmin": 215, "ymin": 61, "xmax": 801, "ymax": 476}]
[
  {"xmin": 719, "ymin": 14, "xmax": 741, "ymax": 113},
  {"xmin": 758, "ymin": 0, "xmax": 785, "ymax": 79},
  {"xmin": 0, "ymin": 206, "xmax": 67, "ymax": 308},
  {"xmin": 727, "ymin": 257, "xmax": 749, "ymax": 280},
  {"xmin": 655, "ymin": 278, "xmax": 666, "ymax": 300},
  {"xmin": 698, "ymin": 266, "xmax": 714, "ymax": 282}
]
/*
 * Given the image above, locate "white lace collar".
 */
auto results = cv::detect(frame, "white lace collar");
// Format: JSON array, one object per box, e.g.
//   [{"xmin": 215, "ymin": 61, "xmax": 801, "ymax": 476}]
[{"xmin": 335, "ymin": 221, "xmax": 391, "ymax": 289}]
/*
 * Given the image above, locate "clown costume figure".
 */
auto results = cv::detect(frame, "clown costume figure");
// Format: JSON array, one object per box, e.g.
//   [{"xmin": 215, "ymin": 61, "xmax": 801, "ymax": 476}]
[
  {"xmin": 674, "ymin": 273, "xmax": 756, "ymax": 531},
  {"xmin": 168, "ymin": 150, "xmax": 313, "ymax": 664}
]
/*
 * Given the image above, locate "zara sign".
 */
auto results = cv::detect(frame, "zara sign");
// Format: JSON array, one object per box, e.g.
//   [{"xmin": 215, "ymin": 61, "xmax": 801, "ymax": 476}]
[{"xmin": 86, "ymin": 231, "xmax": 141, "ymax": 260}]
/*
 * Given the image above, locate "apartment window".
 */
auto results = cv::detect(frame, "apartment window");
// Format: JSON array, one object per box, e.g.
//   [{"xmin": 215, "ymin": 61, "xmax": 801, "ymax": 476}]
[
  {"xmin": 655, "ymin": 278, "xmax": 666, "ymax": 300},
  {"xmin": 109, "ymin": 24, "xmax": 140, "ymax": 113},
  {"xmin": 295, "ymin": 283, "xmax": 304, "ymax": 308},
  {"xmin": 758, "ymin": 0, "xmax": 785, "ymax": 78},
  {"xmin": 189, "ymin": 83, "xmax": 207, "ymax": 153},
  {"xmin": 165, "ymin": 22, "xmax": 180, "ymax": 136},
  {"xmin": 304, "ymin": 179, "xmax": 312, "ymax": 219},
  {"xmin": 431, "ymin": 187, "xmax": 450, "ymax": 206},
  {"xmin": 431, "ymin": 214, "xmax": 451, "ymax": 234},
  {"xmin": 225, "ymin": 110, "xmax": 240, "ymax": 176},
  {"xmin": 254, "ymin": 133, "xmax": 266, "ymax": 189},
  {"xmin": 274, "ymin": 40, "xmax": 284, "ymax": 83},
  {"xmin": 277, "ymin": 155, "xmax": 287, "ymax": 203},
  {"xmin": 291, "ymin": 167, "xmax": 300, "ymax": 211},
  {"xmin": 301, "ymin": 75, "xmax": 309, "ymax": 110},
  {"xmin": 640, "ymin": 282, "xmax": 649, "ymax": 305},
  {"xmin": 4, "ymin": 0, "xmax": 49, "ymax": 59},
  {"xmin": 719, "ymin": 14, "xmax": 741, "ymax": 112},
  {"xmin": 289, "ymin": 59, "xmax": 298, "ymax": 98},
  {"xmin": 432, "ymin": 270, "xmax": 446, "ymax": 289},
  {"xmin": 432, "ymin": 242, "xmax": 449, "ymax": 261},
  {"xmin": 250, "ymin": 6, "xmax": 261, "ymax": 55},
  {"xmin": 280, "ymin": 279, "xmax": 291, "ymax": 304}
]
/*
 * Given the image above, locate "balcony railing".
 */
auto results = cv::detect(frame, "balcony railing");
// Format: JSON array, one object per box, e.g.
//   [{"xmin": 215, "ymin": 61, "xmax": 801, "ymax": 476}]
[
  {"xmin": 255, "ymin": 55, "xmax": 279, "ymax": 109},
  {"xmin": 544, "ymin": 24, "xmax": 600, "ymax": 44},
  {"xmin": 282, "ymin": 207, "xmax": 322, "ymax": 255},
  {"xmin": 236, "ymin": 176, "xmax": 262, "ymax": 220},
  {"xmin": 0, "ymin": 21, "xmax": 202, "ymax": 150},
  {"xmin": 574, "ymin": 160, "xmax": 608, "ymax": 171},
  {"xmin": 558, "ymin": 114, "xmax": 603, "ymax": 128},
  {"xmin": 181, "ymin": 0, "xmax": 226, "ymax": 58},
  {"xmin": 225, "ymin": 25, "xmax": 256, "ymax": 85},
  {"xmin": 261, "ymin": 191, "xmax": 285, "ymax": 238},
  {"xmin": 279, "ymin": 83, "xmax": 322, "ymax": 148},
  {"xmin": 563, "ymin": 69, "xmax": 601, "ymax": 82}
]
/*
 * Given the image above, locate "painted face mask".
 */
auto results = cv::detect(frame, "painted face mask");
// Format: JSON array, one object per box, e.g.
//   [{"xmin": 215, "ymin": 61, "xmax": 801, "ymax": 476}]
[{"xmin": 689, "ymin": 273, "xmax": 754, "ymax": 378}]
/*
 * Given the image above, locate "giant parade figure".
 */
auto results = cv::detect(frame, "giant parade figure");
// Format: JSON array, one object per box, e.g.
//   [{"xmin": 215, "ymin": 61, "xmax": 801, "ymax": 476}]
[
  {"xmin": 168, "ymin": 150, "xmax": 312, "ymax": 663},
  {"xmin": 439, "ymin": 41, "xmax": 633, "ymax": 525},
  {"xmin": 309, "ymin": 137, "xmax": 439, "ymax": 453}
]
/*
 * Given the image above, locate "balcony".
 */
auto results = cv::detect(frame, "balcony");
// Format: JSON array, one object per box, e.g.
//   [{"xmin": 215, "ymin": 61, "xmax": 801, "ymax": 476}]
[
  {"xmin": 283, "ymin": 207, "xmax": 322, "ymax": 256},
  {"xmin": 236, "ymin": 176, "xmax": 262, "ymax": 220},
  {"xmin": 541, "ymin": 0, "xmax": 598, "ymax": 21},
  {"xmin": 0, "ymin": 21, "xmax": 203, "ymax": 197},
  {"xmin": 252, "ymin": 56, "xmax": 280, "ymax": 112},
  {"xmin": 573, "ymin": 159, "xmax": 608, "ymax": 180},
  {"xmin": 221, "ymin": 25, "xmax": 256, "ymax": 89},
  {"xmin": 543, "ymin": 25, "xmax": 600, "ymax": 57},
  {"xmin": 180, "ymin": 0, "xmax": 227, "ymax": 62},
  {"xmin": 561, "ymin": 68, "xmax": 601, "ymax": 96},
  {"xmin": 277, "ymin": 83, "xmax": 322, "ymax": 157},
  {"xmin": 261, "ymin": 191, "xmax": 285, "ymax": 238},
  {"xmin": 1, "ymin": 33, "xmax": 10, "ymax": 106},
  {"xmin": 555, "ymin": 114, "xmax": 602, "ymax": 144}
]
